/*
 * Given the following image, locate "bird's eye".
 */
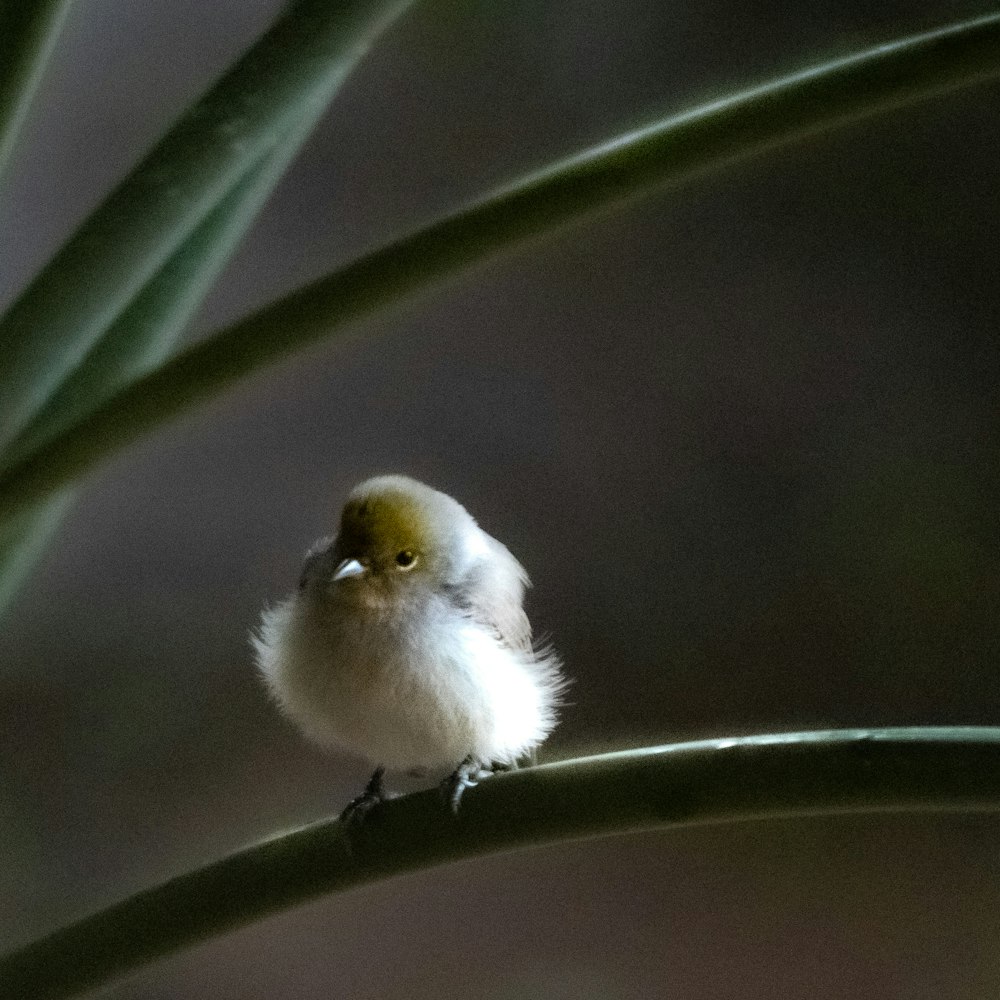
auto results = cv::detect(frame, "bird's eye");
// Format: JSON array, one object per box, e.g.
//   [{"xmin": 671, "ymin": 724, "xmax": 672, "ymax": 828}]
[{"xmin": 395, "ymin": 549, "xmax": 417, "ymax": 569}]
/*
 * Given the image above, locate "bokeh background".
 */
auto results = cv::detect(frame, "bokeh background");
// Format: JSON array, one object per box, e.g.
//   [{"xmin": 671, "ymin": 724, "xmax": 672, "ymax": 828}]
[{"xmin": 2, "ymin": 1, "xmax": 999, "ymax": 997}]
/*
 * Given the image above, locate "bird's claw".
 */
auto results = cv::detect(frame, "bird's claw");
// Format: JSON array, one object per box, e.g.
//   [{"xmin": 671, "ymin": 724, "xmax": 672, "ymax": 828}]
[
  {"xmin": 340, "ymin": 765, "xmax": 389, "ymax": 825},
  {"xmin": 441, "ymin": 756, "xmax": 494, "ymax": 814}
]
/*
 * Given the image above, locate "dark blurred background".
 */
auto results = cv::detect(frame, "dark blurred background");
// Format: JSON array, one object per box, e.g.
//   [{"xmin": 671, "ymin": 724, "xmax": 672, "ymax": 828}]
[{"xmin": 2, "ymin": 1, "xmax": 999, "ymax": 997}]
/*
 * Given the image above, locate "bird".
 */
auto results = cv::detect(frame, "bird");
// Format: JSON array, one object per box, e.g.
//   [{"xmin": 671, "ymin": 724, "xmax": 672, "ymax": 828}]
[{"xmin": 253, "ymin": 474, "xmax": 565, "ymax": 815}]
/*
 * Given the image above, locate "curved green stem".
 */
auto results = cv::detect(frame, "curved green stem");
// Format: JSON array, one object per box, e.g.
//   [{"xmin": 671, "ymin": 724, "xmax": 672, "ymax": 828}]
[
  {"xmin": 0, "ymin": 0, "xmax": 415, "ymax": 453},
  {"xmin": 0, "ymin": 489, "xmax": 71, "ymax": 617},
  {"xmin": 0, "ymin": 0, "xmax": 415, "ymax": 609},
  {"xmin": 2, "ymin": 728, "xmax": 1000, "ymax": 1000},
  {"xmin": 0, "ymin": 0, "xmax": 74, "ymax": 184},
  {"xmin": 1, "ymin": 11, "xmax": 999, "ymax": 517}
]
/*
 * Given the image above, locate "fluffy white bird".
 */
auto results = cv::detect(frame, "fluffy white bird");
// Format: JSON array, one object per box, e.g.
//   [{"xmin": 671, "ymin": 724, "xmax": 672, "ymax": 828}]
[{"xmin": 253, "ymin": 474, "xmax": 565, "ymax": 813}]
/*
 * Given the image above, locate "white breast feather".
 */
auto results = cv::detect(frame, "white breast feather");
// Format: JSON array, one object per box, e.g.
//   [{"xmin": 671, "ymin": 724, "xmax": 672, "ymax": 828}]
[{"xmin": 253, "ymin": 589, "xmax": 564, "ymax": 771}]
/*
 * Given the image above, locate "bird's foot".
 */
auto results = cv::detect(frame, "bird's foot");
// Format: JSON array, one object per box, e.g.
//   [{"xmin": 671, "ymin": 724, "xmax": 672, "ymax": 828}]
[
  {"xmin": 441, "ymin": 755, "xmax": 494, "ymax": 814},
  {"xmin": 340, "ymin": 766, "xmax": 389, "ymax": 825}
]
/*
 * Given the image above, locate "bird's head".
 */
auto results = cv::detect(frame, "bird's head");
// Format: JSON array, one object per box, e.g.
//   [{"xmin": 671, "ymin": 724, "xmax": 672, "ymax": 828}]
[{"xmin": 326, "ymin": 475, "xmax": 478, "ymax": 601}]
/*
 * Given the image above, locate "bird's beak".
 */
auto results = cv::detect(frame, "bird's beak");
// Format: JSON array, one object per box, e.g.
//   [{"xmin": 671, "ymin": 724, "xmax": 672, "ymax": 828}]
[{"xmin": 332, "ymin": 557, "xmax": 366, "ymax": 582}]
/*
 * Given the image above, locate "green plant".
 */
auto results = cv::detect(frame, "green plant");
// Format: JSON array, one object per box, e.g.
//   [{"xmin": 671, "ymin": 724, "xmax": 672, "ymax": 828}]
[
  {"xmin": 3, "ymin": 728, "xmax": 1000, "ymax": 1000},
  {"xmin": 1, "ymin": 4, "xmax": 999, "ymax": 998}
]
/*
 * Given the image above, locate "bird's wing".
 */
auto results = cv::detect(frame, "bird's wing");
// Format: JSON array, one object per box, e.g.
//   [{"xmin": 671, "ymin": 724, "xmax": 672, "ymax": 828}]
[{"xmin": 447, "ymin": 536, "xmax": 533, "ymax": 656}]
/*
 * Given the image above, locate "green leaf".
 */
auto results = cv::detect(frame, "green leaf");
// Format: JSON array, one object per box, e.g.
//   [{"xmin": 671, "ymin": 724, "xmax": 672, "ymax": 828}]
[
  {"xmin": 0, "ymin": 0, "xmax": 74, "ymax": 183},
  {"xmin": 0, "ymin": 0, "xmax": 416, "ymax": 455},
  {"xmin": 7, "ymin": 118, "xmax": 321, "ymax": 466},
  {"xmin": 1, "ymin": 11, "xmax": 998, "ymax": 518},
  {"xmin": 0, "ymin": 128, "xmax": 315, "ymax": 619},
  {"xmin": 2, "ymin": 728, "xmax": 999, "ymax": 1000},
  {"xmin": 0, "ymin": 490, "xmax": 72, "ymax": 619},
  {"xmin": 0, "ymin": 1, "xmax": 416, "ymax": 611}
]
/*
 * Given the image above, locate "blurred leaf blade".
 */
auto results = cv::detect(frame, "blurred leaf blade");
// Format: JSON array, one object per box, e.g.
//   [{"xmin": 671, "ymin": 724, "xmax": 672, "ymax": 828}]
[
  {"xmin": 0, "ymin": 0, "xmax": 416, "ymax": 454},
  {"xmin": 0, "ymin": 0, "xmax": 415, "ymax": 609},
  {"xmin": 2, "ymin": 729, "xmax": 1000, "ymax": 1000},
  {"xmin": 0, "ymin": 490, "xmax": 73, "ymax": 619},
  {"xmin": 0, "ymin": 119, "xmax": 319, "ymax": 618},
  {"xmin": 0, "ymin": 0, "xmax": 74, "ymax": 184},
  {"xmin": 7, "ymin": 115, "xmax": 322, "ymax": 465},
  {"xmin": 1, "ymin": 10, "xmax": 999, "ymax": 516}
]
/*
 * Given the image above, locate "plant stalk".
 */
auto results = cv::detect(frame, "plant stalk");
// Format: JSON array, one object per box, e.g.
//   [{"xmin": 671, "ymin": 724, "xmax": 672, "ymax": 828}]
[
  {"xmin": 2, "ymin": 728, "xmax": 1000, "ymax": 1000},
  {"xmin": 1, "ymin": 12, "xmax": 999, "ymax": 516}
]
